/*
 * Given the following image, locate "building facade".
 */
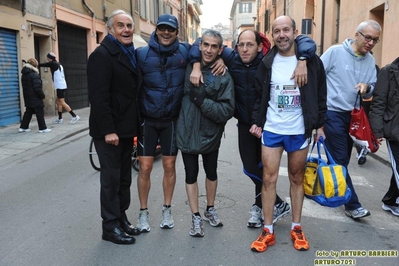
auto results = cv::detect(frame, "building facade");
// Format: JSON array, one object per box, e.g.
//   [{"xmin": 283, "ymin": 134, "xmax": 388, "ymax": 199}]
[
  {"xmin": 254, "ymin": 0, "xmax": 398, "ymax": 68},
  {"xmin": 0, "ymin": 0, "xmax": 194, "ymax": 127}
]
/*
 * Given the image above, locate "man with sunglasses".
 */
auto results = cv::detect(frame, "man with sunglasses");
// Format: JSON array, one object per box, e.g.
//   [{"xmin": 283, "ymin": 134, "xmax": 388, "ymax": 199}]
[
  {"xmin": 135, "ymin": 14, "xmax": 224, "ymax": 233},
  {"xmin": 320, "ymin": 20, "xmax": 382, "ymax": 220}
]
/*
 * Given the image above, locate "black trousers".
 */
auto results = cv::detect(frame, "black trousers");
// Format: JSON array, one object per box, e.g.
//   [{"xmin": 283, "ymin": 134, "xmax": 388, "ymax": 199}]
[
  {"xmin": 93, "ymin": 137, "xmax": 133, "ymax": 231},
  {"xmin": 237, "ymin": 122, "xmax": 283, "ymax": 206},
  {"xmin": 20, "ymin": 107, "xmax": 47, "ymax": 130},
  {"xmin": 382, "ymin": 140, "xmax": 399, "ymax": 206}
]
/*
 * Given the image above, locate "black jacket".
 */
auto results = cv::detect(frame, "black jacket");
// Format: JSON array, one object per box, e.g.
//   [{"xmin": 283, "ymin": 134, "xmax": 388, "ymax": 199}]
[
  {"xmin": 369, "ymin": 57, "xmax": 399, "ymax": 142},
  {"xmin": 21, "ymin": 63, "xmax": 45, "ymax": 108},
  {"xmin": 87, "ymin": 36, "xmax": 142, "ymax": 139},
  {"xmin": 252, "ymin": 46, "xmax": 326, "ymax": 138}
]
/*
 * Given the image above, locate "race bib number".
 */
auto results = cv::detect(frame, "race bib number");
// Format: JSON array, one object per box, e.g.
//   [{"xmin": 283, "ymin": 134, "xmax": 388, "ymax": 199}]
[{"xmin": 275, "ymin": 85, "xmax": 301, "ymax": 112}]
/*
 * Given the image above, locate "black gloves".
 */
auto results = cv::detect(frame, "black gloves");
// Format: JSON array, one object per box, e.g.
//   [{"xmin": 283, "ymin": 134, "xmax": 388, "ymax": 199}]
[{"xmin": 189, "ymin": 88, "xmax": 206, "ymax": 108}]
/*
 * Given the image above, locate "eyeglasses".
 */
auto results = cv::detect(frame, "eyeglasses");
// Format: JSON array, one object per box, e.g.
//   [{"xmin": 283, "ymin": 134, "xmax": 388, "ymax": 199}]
[
  {"xmin": 157, "ymin": 25, "xmax": 176, "ymax": 32},
  {"xmin": 237, "ymin": 42, "xmax": 256, "ymax": 49},
  {"xmin": 357, "ymin": 31, "xmax": 380, "ymax": 44}
]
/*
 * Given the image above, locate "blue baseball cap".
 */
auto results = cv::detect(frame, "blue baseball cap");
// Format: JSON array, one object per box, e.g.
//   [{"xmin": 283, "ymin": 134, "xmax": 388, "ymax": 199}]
[{"xmin": 156, "ymin": 14, "xmax": 178, "ymax": 29}]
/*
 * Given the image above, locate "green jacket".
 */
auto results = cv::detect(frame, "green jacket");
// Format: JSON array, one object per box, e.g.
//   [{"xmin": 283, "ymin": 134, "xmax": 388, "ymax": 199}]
[{"xmin": 176, "ymin": 63, "xmax": 235, "ymax": 154}]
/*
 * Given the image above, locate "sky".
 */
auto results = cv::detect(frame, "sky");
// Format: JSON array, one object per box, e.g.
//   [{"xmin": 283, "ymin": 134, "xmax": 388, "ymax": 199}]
[{"xmin": 200, "ymin": 0, "xmax": 234, "ymax": 28}]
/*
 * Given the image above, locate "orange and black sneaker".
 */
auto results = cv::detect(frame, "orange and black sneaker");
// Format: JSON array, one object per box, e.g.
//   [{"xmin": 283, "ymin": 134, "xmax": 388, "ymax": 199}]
[
  {"xmin": 250, "ymin": 228, "xmax": 276, "ymax": 252},
  {"xmin": 290, "ymin": 225, "xmax": 309, "ymax": 251}
]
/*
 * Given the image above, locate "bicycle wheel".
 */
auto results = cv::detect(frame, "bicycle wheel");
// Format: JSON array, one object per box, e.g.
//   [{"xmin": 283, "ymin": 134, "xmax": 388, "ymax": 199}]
[
  {"xmin": 89, "ymin": 138, "xmax": 101, "ymax": 171},
  {"xmin": 132, "ymin": 144, "xmax": 139, "ymax": 172}
]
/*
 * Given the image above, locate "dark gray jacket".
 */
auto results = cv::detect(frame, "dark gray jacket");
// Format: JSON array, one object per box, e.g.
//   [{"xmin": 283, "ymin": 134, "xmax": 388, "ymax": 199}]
[
  {"xmin": 176, "ymin": 63, "xmax": 235, "ymax": 154},
  {"xmin": 369, "ymin": 57, "xmax": 399, "ymax": 142}
]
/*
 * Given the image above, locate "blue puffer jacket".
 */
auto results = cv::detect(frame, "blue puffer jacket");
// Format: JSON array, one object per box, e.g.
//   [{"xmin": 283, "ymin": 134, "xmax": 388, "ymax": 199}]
[{"xmin": 137, "ymin": 32, "xmax": 190, "ymax": 121}]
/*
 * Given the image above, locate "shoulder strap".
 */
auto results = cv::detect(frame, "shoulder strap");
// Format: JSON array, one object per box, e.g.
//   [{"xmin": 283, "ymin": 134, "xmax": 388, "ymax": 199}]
[{"xmin": 177, "ymin": 43, "xmax": 189, "ymax": 59}]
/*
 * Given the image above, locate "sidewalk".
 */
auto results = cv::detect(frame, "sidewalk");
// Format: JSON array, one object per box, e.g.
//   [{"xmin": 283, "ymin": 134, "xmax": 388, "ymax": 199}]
[
  {"xmin": 0, "ymin": 107, "xmax": 90, "ymax": 165},
  {"xmin": 0, "ymin": 106, "xmax": 392, "ymax": 168}
]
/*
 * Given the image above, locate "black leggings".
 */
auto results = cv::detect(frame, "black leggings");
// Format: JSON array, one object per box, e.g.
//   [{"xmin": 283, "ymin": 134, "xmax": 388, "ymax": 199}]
[{"xmin": 182, "ymin": 150, "xmax": 219, "ymax": 184}]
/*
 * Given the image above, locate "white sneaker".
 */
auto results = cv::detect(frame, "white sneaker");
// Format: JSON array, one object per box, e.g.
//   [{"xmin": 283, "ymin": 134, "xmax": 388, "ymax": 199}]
[
  {"xmin": 39, "ymin": 128, "xmax": 52, "ymax": 133},
  {"xmin": 247, "ymin": 205, "xmax": 263, "ymax": 228},
  {"xmin": 53, "ymin": 118, "xmax": 63, "ymax": 124},
  {"xmin": 136, "ymin": 209, "xmax": 151, "ymax": 232},
  {"xmin": 18, "ymin": 128, "xmax": 31, "ymax": 133},
  {"xmin": 160, "ymin": 206, "xmax": 175, "ymax": 229},
  {"xmin": 69, "ymin": 115, "xmax": 80, "ymax": 124}
]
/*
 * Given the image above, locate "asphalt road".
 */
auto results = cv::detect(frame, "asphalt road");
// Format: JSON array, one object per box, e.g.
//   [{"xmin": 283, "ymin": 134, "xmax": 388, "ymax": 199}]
[{"xmin": 0, "ymin": 119, "xmax": 398, "ymax": 266}]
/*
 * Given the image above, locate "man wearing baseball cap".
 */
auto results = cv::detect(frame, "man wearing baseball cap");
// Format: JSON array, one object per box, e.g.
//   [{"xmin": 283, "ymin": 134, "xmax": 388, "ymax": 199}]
[{"xmin": 135, "ymin": 14, "xmax": 225, "ymax": 233}]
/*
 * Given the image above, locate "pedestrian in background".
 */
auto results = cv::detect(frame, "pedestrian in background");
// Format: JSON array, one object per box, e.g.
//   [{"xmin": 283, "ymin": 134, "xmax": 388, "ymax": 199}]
[
  {"xmin": 190, "ymin": 29, "xmax": 317, "ymax": 228},
  {"xmin": 19, "ymin": 58, "xmax": 51, "ymax": 133},
  {"xmin": 135, "ymin": 14, "xmax": 225, "ymax": 233},
  {"xmin": 38, "ymin": 52, "xmax": 80, "ymax": 124},
  {"xmin": 321, "ymin": 20, "xmax": 381, "ymax": 220},
  {"xmin": 87, "ymin": 9, "xmax": 142, "ymax": 245},
  {"xmin": 176, "ymin": 29, "xmax": 235, "ymax": 237},
  {"xmin": 250, "ymin": 16, "xmax": 326, "ymax": 252},
  {"xmin": 369, "ymin": 56, "xmax": 399, "ymax": 217}
]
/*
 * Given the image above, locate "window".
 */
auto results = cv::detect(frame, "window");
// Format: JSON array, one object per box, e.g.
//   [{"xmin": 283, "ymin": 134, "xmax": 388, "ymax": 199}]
[
  {"xmin": 134, "ymin": 0, "xmax": 139, "ymax": 13},
  {"xmin": 140, "ymin": 0, "xmax": 147, "ymax": 19},
  {"xmin": 239, "ymin": 3, "xmax": 252, "ymax": 13}
]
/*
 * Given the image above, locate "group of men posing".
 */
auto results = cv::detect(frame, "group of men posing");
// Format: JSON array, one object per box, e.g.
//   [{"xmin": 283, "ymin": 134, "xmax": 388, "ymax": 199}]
[{"xmin": 87, "ymin": 9, "xmax": 383, "ymax": 253}]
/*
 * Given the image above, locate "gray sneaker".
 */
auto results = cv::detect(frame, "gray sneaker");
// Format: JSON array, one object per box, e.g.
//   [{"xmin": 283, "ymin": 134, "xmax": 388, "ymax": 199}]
[
  {"xmin": 53, "ymin": 118, "xmax": 63, "ymax": 124},
  {"xmin": 160, "ymin": 206, "xmax": 175, "ymax": 229},
  {"xmin": 69, "ymin": 115, "xmax": 80, "ymax": 124},
  {"xmin": 381, "ymin": 204, "xmax": 399, "ymax": 216},
  {"xmin": 273, "ymin": 201, "xmax": 291, "ymax": 223},
  {"xmin": 136, "ymin": 209, "xmax": 151, "ymax": 232},
  {"xmin": 345, "ymin": 207, "xmax": 371, "ymax": 219},
  {"xmin": 247, "ymin": 205, "xmax": 263, "ymax": 228},
  {"xmin": 203, "ymin": 207, "xmax": 223, "ymax": 227},
  {"xmin": 189, "ymin": 214, "xmax": 204, "ymax": 237}
]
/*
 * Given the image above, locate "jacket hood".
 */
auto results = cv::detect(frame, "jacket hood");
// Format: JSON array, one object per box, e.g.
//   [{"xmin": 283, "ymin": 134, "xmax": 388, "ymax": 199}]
[
  {"xmin": 21, "ymin": 63, "xmax": 39, "ymax": 74},
  {"xmin": 343, "ymin": 38, "xmax": 368, "ymax": 61}
]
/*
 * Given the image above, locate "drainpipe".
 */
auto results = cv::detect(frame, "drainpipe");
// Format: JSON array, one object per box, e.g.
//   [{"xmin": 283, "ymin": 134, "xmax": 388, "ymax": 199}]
[
  {"xmin": 320, "ymin": 0, "xmax": 325, "ymax": 54},
  {"xmin": 22, "ymin": 0, "xmax": 26, "ymax": 16},
  {"xmin": 82, "ymin": 0, "xmax": 95, "ymax": 17}
]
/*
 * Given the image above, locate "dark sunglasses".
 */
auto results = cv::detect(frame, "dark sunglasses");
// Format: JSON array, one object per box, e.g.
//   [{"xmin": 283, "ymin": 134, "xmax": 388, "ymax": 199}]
[{"xmin": 157, "ymin": 25, "xmax": 176, "ymax": 32}]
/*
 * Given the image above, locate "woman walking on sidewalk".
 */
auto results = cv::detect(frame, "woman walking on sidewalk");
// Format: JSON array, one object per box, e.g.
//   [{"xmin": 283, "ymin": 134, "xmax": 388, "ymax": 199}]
[{"xmin": 19, "ymin": 58, "xmax": 51, "ymax": 133}]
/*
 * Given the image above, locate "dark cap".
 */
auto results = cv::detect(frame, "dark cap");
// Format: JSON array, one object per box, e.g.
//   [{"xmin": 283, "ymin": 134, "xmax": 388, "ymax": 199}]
[{"xmin": 156, "ymin": 14, "xmax": 178, "ymax": 29}]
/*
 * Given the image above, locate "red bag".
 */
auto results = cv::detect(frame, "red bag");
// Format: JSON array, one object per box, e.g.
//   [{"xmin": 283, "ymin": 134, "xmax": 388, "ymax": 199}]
[{"xmin": 349, "ymin": 93, "xmax": 379, "ymax": 153}]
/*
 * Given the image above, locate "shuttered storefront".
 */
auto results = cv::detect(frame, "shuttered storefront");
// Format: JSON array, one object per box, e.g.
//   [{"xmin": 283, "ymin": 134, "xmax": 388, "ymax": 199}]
[
  {"xmin": 57, "ymin": 23, "xmax": 88, "ymax": 109},
  {"xmin": 0, "ymin": 28, "xmax": 20, "ymax": 126}
]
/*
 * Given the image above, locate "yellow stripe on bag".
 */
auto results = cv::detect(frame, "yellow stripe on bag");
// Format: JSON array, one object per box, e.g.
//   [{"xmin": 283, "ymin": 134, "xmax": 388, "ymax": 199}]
[{"xmin": 319, "ymin": 165, "xmax": 347, "ymax": 198}]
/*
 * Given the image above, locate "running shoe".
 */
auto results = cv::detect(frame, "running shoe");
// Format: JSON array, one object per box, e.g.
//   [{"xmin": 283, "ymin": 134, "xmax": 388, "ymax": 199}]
[
  {"xmin": 203, "ymin": 207, "xmax": 223, "ymax": 227},
  {"xmin": 18, "ymin": 128, "xmax": 31, "ymax": 133},
  {"xmin": 381, "ymin": 204, "xmax": 399, "ymax": 216},
  {"xmin": 69, "ymin": 115, "xmax": 80, "ymax": 124},
  {"xmin": 247, "ymin": 205, "xmax": 263, "ymax": 228},
  {"xmin": 53, "ymin": 118, "xmax": 63, "ymax": 124},
  {"xmin": 344, "ymin": 207, "xmax": 371, "ymax": 219},
  {"xmin": 39, "ymin": 128, "xmax": 52, "ymax": 133},
  {"xmin": 136, "ymin": 209, "xmax": 151, "ymax": 232},
  {"xmin": 250, "ymin": 228, "xmax": 276, "ymax": 252},
  {"xmin": 189, "ymin": 214, "xmax": 204, "ymax": 237},
  {"xmin": 291, "ymin": 225, "xmax": 309, "ymax": 251},
  {"xmin": 273, "ymin": 201, "xmax": 291, "ymax": 223},
  {"xmin": 160, "ymin": 206, "xmax": 175, "ymax": 229}
]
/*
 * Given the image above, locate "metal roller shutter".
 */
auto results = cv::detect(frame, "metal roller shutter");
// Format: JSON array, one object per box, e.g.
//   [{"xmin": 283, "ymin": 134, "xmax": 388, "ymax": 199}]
[{"xmin": 0, "ymin": 28, "xmax": 20, "ymax": 126}]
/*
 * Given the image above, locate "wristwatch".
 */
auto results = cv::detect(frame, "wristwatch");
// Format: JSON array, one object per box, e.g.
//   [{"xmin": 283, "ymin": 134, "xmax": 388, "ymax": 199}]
[{"xmin": 298, "ymin": 56, "xmax": 307, "ymax": 61}]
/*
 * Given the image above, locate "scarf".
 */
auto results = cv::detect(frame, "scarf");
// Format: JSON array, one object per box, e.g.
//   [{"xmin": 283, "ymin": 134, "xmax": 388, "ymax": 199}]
[{"xmin": 107, "ymin": 34, "xmax": 137, "ymax": 68}]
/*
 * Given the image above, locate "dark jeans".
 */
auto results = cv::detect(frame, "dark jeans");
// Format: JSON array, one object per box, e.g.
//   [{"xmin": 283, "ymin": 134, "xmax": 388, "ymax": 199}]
[
  {"xmin": 324, "ymin": 110, "xmax": 361, "ymax": 210},
  {"xmin": 20, "ymin": 107, "xmax": 47, "ymax": 130},
  {"xmin": 182, "ymin": 149, "xmax": 219, "ymax": 184},
  {"xmin": 383, "ymin": 140, "xmax": 399, "ymax": 206},
  {"xmin": 93, "ymin": 137, "xmax": 133, "ymax": 231},
  {"xmin": 237, "ymin": 123, "xmax": 283, "ymax": 207}
]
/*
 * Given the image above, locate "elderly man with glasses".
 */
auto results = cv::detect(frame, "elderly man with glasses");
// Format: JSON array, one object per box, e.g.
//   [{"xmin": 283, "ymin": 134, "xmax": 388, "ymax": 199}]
[{"xmin": 320, "ymin": 19, "xmax": 382, "ymax": 220}]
